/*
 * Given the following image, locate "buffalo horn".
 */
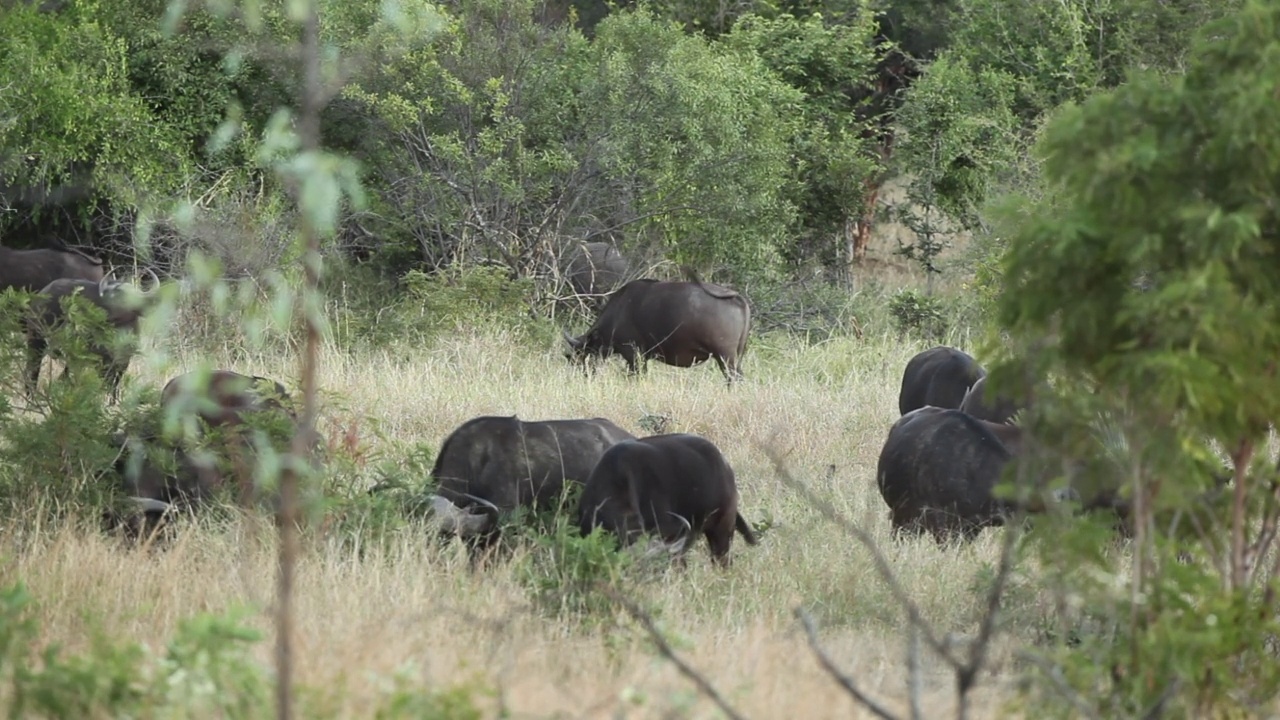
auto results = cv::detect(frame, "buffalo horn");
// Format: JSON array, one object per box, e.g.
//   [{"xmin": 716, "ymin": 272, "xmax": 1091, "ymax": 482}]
[
  {"xmin": 642, "ymin": 512, "xmax": 694, "ymax": 558},
  {"xmin": 428, "ymin": 494, "xmax": 493, "ymax": 536},
  {"xmin": 127, "ymin": 496, "xmax": 174, "ymax": 514},
  {"xmin": 140, "ymin": 267, "xmax": 161, "ymax": 294},
  {"xmin": 457, "ymin": 492, "xmax": 500, "ymax": 514},
  {"xmin": 562, "ymin": 330, "xmax": 582, "ymax": 349},
  {"xmin": 98, "ymin": 267, "xmax": 119, "ymax": 296}
]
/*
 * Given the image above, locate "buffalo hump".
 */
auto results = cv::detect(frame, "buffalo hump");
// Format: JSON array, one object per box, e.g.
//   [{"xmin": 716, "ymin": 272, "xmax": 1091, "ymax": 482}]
[
  {"xmin": 898, "ymin": 346, "xmax": 986, "ymax": 415},
  {"xmin": 564, "ymin": 279, "xmax": 751, "ymax": 385},
  {"xmin": 577, "ymin": 432, "xmax": 758, "ymax": 566},
  {"xmin": 958, "ymin": 375, "xmax": 1022, "ymax": 424},
  {"xmin": 566, "ymin": 241, "xmax": 630, "ymax": 299}
]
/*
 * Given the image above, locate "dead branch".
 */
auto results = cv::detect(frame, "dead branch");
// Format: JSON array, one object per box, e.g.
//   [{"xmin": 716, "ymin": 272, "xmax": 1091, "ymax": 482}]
[
  {"xmin": 602, "ymin": 586, "xmax": 749, "ymax": 720},
  {"xmin": 760, "ymin": 440, "xmax": 961, "ymax": 669},
  {"xmin": 1015, "ymin": 650, "xmax": 1101, "ymax": 719},
  {"xmin": 795, "ymin": 608, "xmax": 899, "ymax": 720}
]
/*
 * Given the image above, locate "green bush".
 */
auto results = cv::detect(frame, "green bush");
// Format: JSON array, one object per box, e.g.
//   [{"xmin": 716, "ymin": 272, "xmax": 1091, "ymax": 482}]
[
  {"xmin": 334, "ymin": 265, "xmax": 546, "ymax": 347},
  {"xmin": 887, "ymin": 288, "xmax": 947, "ymax": 340}
]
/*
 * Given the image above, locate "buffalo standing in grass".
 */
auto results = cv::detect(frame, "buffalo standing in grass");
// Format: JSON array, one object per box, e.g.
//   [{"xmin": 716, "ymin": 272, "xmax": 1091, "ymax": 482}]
[
  {"xmin": 0, "ymin": 240, "xmax": 106, "ymax": 294},
  {"xmin": 428, "ymin": 415, "xmax": 636, "ymax": 541},
  {"xmin": 563, "ymin": 278, "xmax": 751, "ymax": 385},
  {"xmin": 898, "ymin": 346, "xmax": 986, "ymax": 415},
  {"xmin": 959, "ymin": 375, "xmax": 1023, "ymax": 424},
  {"xmin": 876, "ymin": 406, "xmax": 1072, "ymax": 543},
  {"xmin": 25, "ymin": 269, "xmax": 160, "ymax": 401},
  {"xmin": 566, "ymin": 241, "xmax": 630, "ymax": 305},
  {"xmin": 577, "ymin": 433, "xmax": 759, "ymax": 566}
]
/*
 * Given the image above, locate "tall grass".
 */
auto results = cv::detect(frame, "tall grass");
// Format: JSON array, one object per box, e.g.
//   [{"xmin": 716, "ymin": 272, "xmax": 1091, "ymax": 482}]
[{"xmin": 1, "ymin": 312, "xmax": 1047, "ymax": 717}]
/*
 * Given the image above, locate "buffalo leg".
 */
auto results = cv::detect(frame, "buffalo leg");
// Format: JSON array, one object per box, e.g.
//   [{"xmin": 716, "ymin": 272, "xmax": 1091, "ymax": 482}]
[
  {"xmin": 23, "ymin": 338, "xmax": 45, "ymax": 397},
  {"xmin": 714, "ymin": 355, "xmax": 744, "ymax": 386}
]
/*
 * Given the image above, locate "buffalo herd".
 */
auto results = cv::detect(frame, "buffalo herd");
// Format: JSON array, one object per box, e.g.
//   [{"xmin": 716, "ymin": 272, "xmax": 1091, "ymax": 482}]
[{"xmin": 3, "ymin": 238, "xmax": 1133, "ymax": 561}]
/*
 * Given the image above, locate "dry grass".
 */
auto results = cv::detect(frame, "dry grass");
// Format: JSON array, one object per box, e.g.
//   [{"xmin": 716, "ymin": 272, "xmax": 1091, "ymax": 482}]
[{"xmin": 0, "ymin": 325, "xmax": 1045, "ymax": 718}]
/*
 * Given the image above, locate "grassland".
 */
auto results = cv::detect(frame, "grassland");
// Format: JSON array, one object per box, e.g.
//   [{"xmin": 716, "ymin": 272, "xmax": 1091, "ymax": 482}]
[{"xmin": 0, "ymin": 301, "xmax": 1066, "ymax": 719}]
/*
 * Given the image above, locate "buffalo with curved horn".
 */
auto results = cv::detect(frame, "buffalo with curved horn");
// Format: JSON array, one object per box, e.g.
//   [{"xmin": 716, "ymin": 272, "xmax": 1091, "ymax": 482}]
[{"xmin": 24, "ymin": 267, "xmax": 162, "ymax": 401}]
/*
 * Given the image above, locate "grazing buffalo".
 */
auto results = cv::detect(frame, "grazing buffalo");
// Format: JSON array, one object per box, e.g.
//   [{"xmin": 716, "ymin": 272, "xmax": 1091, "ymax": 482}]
[
  {"xmin": 24, "ymin": 269, "xmax": 160, "ymax": 400},
  {"xmin": 563, "ymin": 278, "xmax": 751, "ymax": 385},
  {"xmin": 876, "ymin": 406, "xmax": 1069, "ymax": 543},
  {"xmin": 160, "ymin": 369, "xmax": 296, "ymax": 437},
  {"xmin": 0, "ymin": 240, "xmax": 106, "ymax": 294},
  {"xmin": 428, "ymin": 415, "xmax": 636, "ymax": 540},
  {"xmin": 566, "ymin": 241, "xmax": 630, "ymax": 304},
  {"xmin": 898, "ymin": 346, "xmax": 986, "ymax": 415},
  {"xmin": 577, "ymin": 433, "xmax": 759, "ymax": 566},
  {"xmin": 102, "ymin": 434, "xmax": 215, "ymax": 540},
  {"xmin": 959, "ymin": 375, "xmax": 1023, "ymax": 424}
]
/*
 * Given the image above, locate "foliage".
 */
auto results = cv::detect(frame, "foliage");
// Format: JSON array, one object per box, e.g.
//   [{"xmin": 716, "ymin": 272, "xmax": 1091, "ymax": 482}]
[
  {"xmin": 887, "ymin": 288, "xmax": 945, "ymax": 339},
  {"xmin": 0, "ymin": 4, "xmax": 189, "ymax": 215},
  {"xmin": 333, "ymin": 265, "xmax": 547, "ymax": 348},
  {"xmin": 517, "ymin": 517, "xmax": 640, "ymax": 621},
  {"xmin": 348, "ymin": 1, "xmax": 801, "ymax": 283},
  {"xmin": 726, "ymin": 10, "xmax": 885, "ymax": 269},
  {"xmin": 996, "ymin": 2, "xmax": 1280, "ymax": 713}
]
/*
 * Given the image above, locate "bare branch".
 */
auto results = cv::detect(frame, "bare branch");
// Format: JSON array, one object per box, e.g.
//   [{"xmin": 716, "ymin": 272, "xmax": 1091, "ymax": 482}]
[
  {"xmin": 954, "ymin": 516, "xmax": 1022, "ymax": 718},
  {"xmin": 760, "ymin": 440, "xmax": 962, "ymax": 669},
  {"xmin": 1015, "ymin": 651, "xmax": 1101, "ymax": 720},
  {"xmin": 602, "ymin": 586, "xmax": 750, "ymax": 720},
  {"xmin": 795, "ymin": 608, "xmax": 899, "ymax": 720}
]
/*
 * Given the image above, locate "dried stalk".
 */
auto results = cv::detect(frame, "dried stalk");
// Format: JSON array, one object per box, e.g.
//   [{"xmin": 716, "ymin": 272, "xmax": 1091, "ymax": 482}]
[
  {"xmin": 604, "ymin": 587, "xmax": 749, "ymax": 720},
  {"xmin": 795, "ymin": 608, "xmax": 898, "ymax": 720}
]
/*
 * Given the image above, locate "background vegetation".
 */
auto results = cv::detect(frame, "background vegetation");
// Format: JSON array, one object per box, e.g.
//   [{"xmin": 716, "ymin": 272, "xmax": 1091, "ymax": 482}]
[{"xmin": 2, "ymin": 0, "xmax": 1278, "ymax": 717}]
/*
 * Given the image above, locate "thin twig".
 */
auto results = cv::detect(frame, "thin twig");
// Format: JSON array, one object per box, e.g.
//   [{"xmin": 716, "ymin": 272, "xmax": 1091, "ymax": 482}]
[
  {"xmin": 795, "ymin": 608, "xmax": 899, "ymax": 720},
  {"xmin": 1015, "ymin": 650, "xmax": 1102, "ymax": 720},
  {"xmin": 602, "ymin": 586, "xmax": 749, "ymax": 720},
  {"xmin": 761, "ymin": 441, "xmax": 961, "ymax": 669}
]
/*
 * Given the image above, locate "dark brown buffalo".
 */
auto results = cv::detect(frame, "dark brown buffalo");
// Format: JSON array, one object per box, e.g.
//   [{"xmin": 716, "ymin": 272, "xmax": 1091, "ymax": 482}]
[
  {"xmin": 563, "ymin": 279, "xmax": 751, "ymax": 384},
  {"xmin": 875, "ymin": 406, "xmax": 1070, "ymax": 544},
  {"xmin": 428, "ymin": 415, "xmax": 637, "ymax": 539},
  {"xmin": 0, "ymin": 240, "xmax": 106, "ymax": 294},
  {"xmin": 566, "ymin": 241, "xmax": 630, "ymax": 303},
  {"xmin": 102, "ymin": 435, "xmax": 214, "ymax": 540},
  {"xmin": 959, "ymin": 375, "xmax": 1023, "ymax": 424},
  {"xmin": 24, "ymin": 270, "xmax": 160, "ymax": 400},
  {"xmin": 160, "ymin": 369, "xmax": 295, "ymax": 436},
  {"xmin": 898, "ymin": 346, "xmax": 986, "ymax": 415},
  {"xmin": 577, "ymin": 433, "xmax": 759, "ymax": 566}
]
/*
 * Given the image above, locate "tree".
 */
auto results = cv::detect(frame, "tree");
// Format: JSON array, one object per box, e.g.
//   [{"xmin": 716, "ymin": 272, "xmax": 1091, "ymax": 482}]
[
  {"xmin": 994, "ymin": 2, "xmax": 1280, "ymax": 713},
  {"xmin": 890, "ymin": 52, "xmax": 1017, "ymax": 287},
  {"xmin": 726, "ymin": 11, "xmax": 884, "ymax": 276}
]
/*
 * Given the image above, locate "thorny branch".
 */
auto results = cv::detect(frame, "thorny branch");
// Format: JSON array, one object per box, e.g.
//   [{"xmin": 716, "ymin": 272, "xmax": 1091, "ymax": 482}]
[
  {"xmin": 794, "ymin": 608, "xmax": 899, "ymax": 720},
  {"xmin": 602, "ymin": 586, "xmax": 749, "ymax": 720},
  {"xmin": 764, "ymin": 438, "xmax": 1025, "ymax": 720},
  {"xmin": 761, "ymin": 441, "xmax": 961, "ymax": 669}
]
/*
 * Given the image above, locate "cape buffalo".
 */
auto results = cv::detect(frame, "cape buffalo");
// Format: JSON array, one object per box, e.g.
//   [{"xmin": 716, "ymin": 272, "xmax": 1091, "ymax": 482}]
[
  {"xmin": 0, "ymin": 240, "xmax": 106, "ymax": 294},
  {"xmin": 959, "ymin": 375, "xmax": 1023, "ymax": 424},
  {"xmin": 102, "ymin": 434, "xmax": 216, "ymax": 540},
  {"xmin": 24, "ymin": 269, "xmax": 160, "ymax": 401},
  {"xmin": 428, "ymin": 415, "xmax": 636, "ymax": 540},
  {"xmin": 898, "ymin": 346, "xmax": 986, "ymax": 415},
  {"xmin": 876, "ymin": 406, "xmax": 1070, "ymax": 543},
  {"xmin": 566, "ymin": 241, "xmax": 630, "ymax": 303},
  {"xmin": 160, "ymin": 369, "xmax": 296, "ymax": 437},
  {"xmin": 577, "ymin": 433, "xmax": 759, "ymax": 566},
  {"xmin": 563, "ymin": 278, "xmax": 751, "ymax": 385}
]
